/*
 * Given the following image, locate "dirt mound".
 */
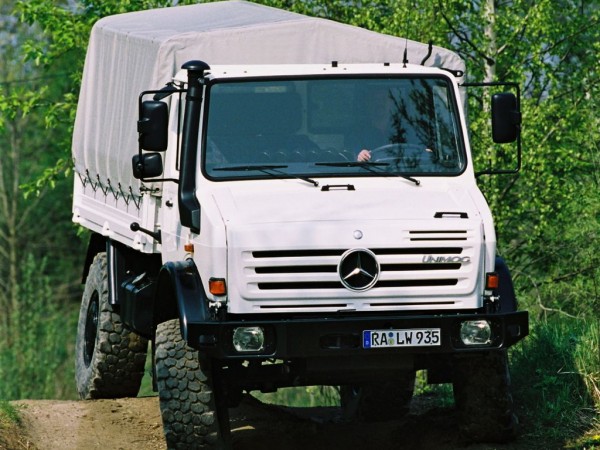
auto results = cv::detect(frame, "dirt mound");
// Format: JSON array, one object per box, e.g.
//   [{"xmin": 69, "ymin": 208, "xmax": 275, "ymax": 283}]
[
  {"xmin": 14, "ymin": 397, "xmax": 163, "ymax": 450},
  {"xmin": 5, "ymin": 395, "xmax": 557, "ymax": 450}
]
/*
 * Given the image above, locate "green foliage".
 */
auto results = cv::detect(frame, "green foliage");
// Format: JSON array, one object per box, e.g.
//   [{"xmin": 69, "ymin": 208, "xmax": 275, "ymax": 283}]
[
  {"xmin": 14, "ymin": 1, "xmax": 185, "ymax": 67},
  {"xmin": 511, "ymin": 318, "xmax": 600, "ymax": 441},
  {"xmin": 0, "ymin": 255, "xmax": 77, "ymax": 400},
  {"xmin": 138, "ymin": 352, "xmax": 156, "ymax": 398},
  {"xmin": 448, "ymin": 0, "xmax": 600, "ymax": 322},
  {"xmin": 512, "ymin": 188, "xmax": 600, "ymax": 319},
  {"xmin": 413, "ymin": 370, "xmax": 454, "ymax": 408},
  {"xmin": 12, "ymin": 0, "xmax": 200, "ymax": 197},
  {"xmin": 574, "ymin": 321, "xmax": 600, "ymax": 408},
  {"xmin": 0, "ymin": 401, "xmax": 23, "ymax": 450},
  {"xmin": 254, "ymin": 386, "xmax": 340, "ymax": 408},
  {"xmin": 0, "ymin": 86, "xmax": 46, "ymax": 127},
  {"xmin": 0, "ymin": 0, "xmax": 88, "ymax": 314},
  {"xmin": 0, "ymin": 401, "xmax": 20, "ymax": 426},
  {"xmin": 251, "ymin": 0, "xmax": 448, "ymax": 44}
]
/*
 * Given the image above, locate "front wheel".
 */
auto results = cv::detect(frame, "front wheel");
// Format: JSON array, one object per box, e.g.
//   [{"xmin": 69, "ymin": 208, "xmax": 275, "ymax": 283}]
[
  {"xmin": 453, "ymin": 350, "xmax": 518, "ymax": 443},
  {"xmin": 155, "ymin": 319, "xmax": 230, "ymax": 449},
  {"xmin": 75, "ymin": 253, "xmax": 148, "ymax": 399}
]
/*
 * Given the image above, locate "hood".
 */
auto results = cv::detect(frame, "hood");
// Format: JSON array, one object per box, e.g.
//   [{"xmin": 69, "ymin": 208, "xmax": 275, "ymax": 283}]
[
  {"xmin": 212, "ymin": 179, "xmax": 481, "ymax": 225},
  {"xmin": 208, "ymin": 178, "xmax": 488, "ymax": 315}
]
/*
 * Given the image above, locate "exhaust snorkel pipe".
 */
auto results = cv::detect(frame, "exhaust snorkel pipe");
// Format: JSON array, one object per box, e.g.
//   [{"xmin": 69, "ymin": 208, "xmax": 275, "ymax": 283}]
[{"xmin": 178, "ymin": 60, "xmax": 210, "ymax": 234}]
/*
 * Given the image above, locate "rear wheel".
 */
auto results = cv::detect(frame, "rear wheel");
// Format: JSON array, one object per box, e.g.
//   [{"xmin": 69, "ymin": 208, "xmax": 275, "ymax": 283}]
[
  {"xmin": 75, "ymin": 253, "xmax": 148, "ymax": 399},
  {"xmin": 155, "ymin": 319, "xmax": 230, "ymax": 449},
  {"xmin": 340, "ymin": 371, "xmax": 415, "ymax": 422},
  {"xmin": 453, "ymin": 350, "xmax": 518, "ymax": 443}
]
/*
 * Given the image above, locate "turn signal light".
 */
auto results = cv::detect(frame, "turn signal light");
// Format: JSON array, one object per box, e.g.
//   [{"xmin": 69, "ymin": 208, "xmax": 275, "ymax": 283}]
[
  {"xmin": 486, "ymin": 272, "xmax": 499, "ymax": 290},
  {"xmin": 209, "ymin": 278, "xmax": 227, "ymax": 296}
]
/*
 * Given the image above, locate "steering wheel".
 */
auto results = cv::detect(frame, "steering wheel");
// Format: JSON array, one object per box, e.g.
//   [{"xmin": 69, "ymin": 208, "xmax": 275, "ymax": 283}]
[
  {"xmin": 367, "ymin": 143, "xmax": 401, "ymax": 163},
  {"xmin": 369, "ymin": 143, "xmax": 426, "ymax": 164}
]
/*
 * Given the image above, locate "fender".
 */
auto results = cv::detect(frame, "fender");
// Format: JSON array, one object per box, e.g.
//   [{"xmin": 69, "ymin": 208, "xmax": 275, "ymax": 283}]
[
  {"xmin": 155, "ymin": 259, "xmax": 213, "ymax": 345},
  {"xmin": 495, "ymin": 256, "xmax": 518, "ymax": 312}
]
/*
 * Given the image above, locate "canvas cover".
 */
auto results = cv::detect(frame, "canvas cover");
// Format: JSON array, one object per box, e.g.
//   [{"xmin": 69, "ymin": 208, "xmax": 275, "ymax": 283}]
[{"xmin": 72, "ymin": 0, "xmax": 465, "ymax": 196}]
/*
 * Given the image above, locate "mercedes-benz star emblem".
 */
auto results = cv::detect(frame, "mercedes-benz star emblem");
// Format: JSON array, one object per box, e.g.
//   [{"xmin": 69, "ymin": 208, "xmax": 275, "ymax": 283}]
[{"xmin": 338, "ymin": 248, "xmax": 379, "ymax": 291}]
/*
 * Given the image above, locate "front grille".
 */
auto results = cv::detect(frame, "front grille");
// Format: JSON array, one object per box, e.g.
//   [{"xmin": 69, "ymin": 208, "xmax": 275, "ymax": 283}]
[
  {"xmin": 231, "ymin": 224, "xmax": 481, "ymax": 313},
  {"xmin": 246, "ymin": 244, "xmax": 468, "ymax": 291},
  {"xmin": 258, "ymin": 278, "xmax": 459, "ymax": 290},
  {"xmin": 252, "ymin": 247, "xmax": 463, "ymax": 258},
  {"xmin": 409, "ymin": 230, "xmax": 468, "ymax": 241}
]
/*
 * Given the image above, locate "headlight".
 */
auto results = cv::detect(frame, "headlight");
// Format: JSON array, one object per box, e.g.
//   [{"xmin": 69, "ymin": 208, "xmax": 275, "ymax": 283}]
[
  {"xmin": 232, "ymin": 326, "xmax": 265, "ymax": 352},
  {"xmin": 460, "ymin": 320, "xmax": 492, "ymax": 345}
]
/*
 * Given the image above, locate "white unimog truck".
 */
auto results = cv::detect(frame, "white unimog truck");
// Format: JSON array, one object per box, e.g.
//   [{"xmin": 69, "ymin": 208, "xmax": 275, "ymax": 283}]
[{"xmin": 72, "ymin": 1, "xmax": 529, "ymax": 448}]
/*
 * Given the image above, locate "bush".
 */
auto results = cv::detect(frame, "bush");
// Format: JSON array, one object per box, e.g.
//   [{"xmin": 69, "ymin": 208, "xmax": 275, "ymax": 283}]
[{"xmin": 0, "ymin": 254, "xmax": 77, "ymax": 400}]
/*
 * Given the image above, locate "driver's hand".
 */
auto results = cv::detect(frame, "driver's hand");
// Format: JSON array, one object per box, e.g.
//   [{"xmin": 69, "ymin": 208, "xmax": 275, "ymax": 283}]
[{"xmin": 357, "ymin": 149, "xmax": 371, "ymax": 162}]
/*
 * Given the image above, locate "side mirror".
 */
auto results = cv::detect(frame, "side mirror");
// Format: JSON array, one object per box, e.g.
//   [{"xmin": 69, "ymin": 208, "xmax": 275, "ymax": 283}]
[
  {"xmin": 138, "ymin": 101, "xmax": 168, "ymax": 151},
  {"xmin": 132, "ymin": 153, "xmax": 163, "ymax": 179},
  {"xmin": 491, "ymin": 93, "xmax": 521, "ymax": 143}
]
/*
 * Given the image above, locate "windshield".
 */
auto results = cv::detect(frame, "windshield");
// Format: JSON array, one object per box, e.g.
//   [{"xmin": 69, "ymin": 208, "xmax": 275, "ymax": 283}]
[{"xmin": 203, "ymin": 76, "xmax": 466, "ymax": 180}]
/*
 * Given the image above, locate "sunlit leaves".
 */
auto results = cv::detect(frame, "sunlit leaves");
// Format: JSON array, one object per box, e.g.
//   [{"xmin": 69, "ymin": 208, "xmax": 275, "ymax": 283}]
[
  {"xmin": 16, "ymin": 1, "xmax": 90, "ymax": 67},
  {"xmin": 0, "ymin": 87, "xmax": 46, "ymax": 128}
]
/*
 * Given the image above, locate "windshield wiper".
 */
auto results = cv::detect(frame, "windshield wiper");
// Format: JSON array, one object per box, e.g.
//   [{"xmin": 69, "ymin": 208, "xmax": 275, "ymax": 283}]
[
  {"xmin": 213, "ymin": 164, "xmax": 288, "ymax": 172},
  {"xmin": 316, "ymin": 161, "xmax": 388, "ymax": 168},
  {"xmin": 213, "ymin": 164, "xmax": 319, "ymax": 187},
  {"xmin": 315, "ymin": 161, "xmax": 420, "ymax": 186}
]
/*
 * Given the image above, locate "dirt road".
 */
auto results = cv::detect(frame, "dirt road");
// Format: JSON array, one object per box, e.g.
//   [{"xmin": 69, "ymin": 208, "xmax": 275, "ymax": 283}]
[{"xmin": 5, "ymin": 395, "xmax": 554, "ymax": 450}]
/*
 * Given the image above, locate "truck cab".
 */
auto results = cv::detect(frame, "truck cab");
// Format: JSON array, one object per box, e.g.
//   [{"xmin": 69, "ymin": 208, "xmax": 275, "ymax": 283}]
[{"xmin": 132, "ymin": 60, "xmax": 527, "ymax": 444}]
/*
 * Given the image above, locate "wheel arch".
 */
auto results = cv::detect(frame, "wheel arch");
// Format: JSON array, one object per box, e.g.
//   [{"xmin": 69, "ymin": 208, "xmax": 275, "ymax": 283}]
[
  {"xmin": 495, "ymin": 256, "xmax": 518, "ymax": 312},
  {"xmin": 154, "ymin": 259, "xmax": 213, "ymax": 345}
]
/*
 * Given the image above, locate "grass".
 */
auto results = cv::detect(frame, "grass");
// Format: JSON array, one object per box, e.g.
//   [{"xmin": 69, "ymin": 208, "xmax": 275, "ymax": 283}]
[
  {"xmin": 0, "ymin": 401, "xmax": 19, "ymax": 427},
  {"xmin": 138, "ymin": 350, "xmax": 157, "ymax": 398},
  {"xmin": 510, "ymin": 317, "xmax": 600, "ymax": 443},
  {"xmin": 0, "ymin": 400, "xmax": 22, "ymax": 450},
  {"xmin": 253, "ymin": 385, "xmax": 340, "ymax": 407},
  {"xmin": 567, "ymin": 431, "xmax": 600, "ymax": 450},
  {"xmin": 413, "ymin": 369, "xmax": 454, "ymax": 408}
]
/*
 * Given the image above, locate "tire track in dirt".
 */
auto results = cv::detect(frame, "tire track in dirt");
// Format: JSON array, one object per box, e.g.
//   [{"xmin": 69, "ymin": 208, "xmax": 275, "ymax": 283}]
[{"xmin": 10, "ymin": 395, "xmax": 549, "ymax": 450}]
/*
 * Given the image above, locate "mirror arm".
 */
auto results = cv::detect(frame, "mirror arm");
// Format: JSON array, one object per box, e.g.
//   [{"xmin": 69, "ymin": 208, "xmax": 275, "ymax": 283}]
[
  {"xmin": 463, "ymin": 82, "xmax": 522, "ymax": 177},
  {"xmin": 135, "ymin": 87, "xmax": 184, "ymax": 183},
  {"xmin": 475, "ymin": 132, "xmax": 521, "ymax": 177}
]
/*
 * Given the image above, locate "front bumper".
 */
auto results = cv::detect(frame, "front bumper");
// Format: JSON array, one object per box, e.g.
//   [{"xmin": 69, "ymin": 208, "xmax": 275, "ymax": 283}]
[{"xmin": 187, "ymin": 310, "xmax": 528, "ymax": 359}]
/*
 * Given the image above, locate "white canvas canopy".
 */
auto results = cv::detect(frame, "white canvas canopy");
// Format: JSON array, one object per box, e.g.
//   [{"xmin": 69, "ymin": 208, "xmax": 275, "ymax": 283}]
[{"xmin": 72, "ymin": 0, "xmax": 465, "ymax": 196}]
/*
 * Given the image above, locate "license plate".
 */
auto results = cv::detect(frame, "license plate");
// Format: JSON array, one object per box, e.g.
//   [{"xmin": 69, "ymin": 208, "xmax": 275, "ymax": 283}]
[{"xmin": 363, "ymin": 328, "xmax": 441, "ymax": 349}]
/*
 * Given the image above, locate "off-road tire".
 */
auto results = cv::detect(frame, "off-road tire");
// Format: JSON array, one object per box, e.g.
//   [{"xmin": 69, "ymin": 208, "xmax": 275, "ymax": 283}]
[
  {"xmin": 75, "ymin": 252, "xmax": 148, "ymax": 399},
  {"xmin": 155, "ymin": 319, "xmax": 229, "ymax": 449},
  {"xmin": 340, "ymin": 371, "xmax": 416, "ymax": 422},
  {"xmin": 453, "ymin": 350, "xmax": 518, "ymax": 443}
]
